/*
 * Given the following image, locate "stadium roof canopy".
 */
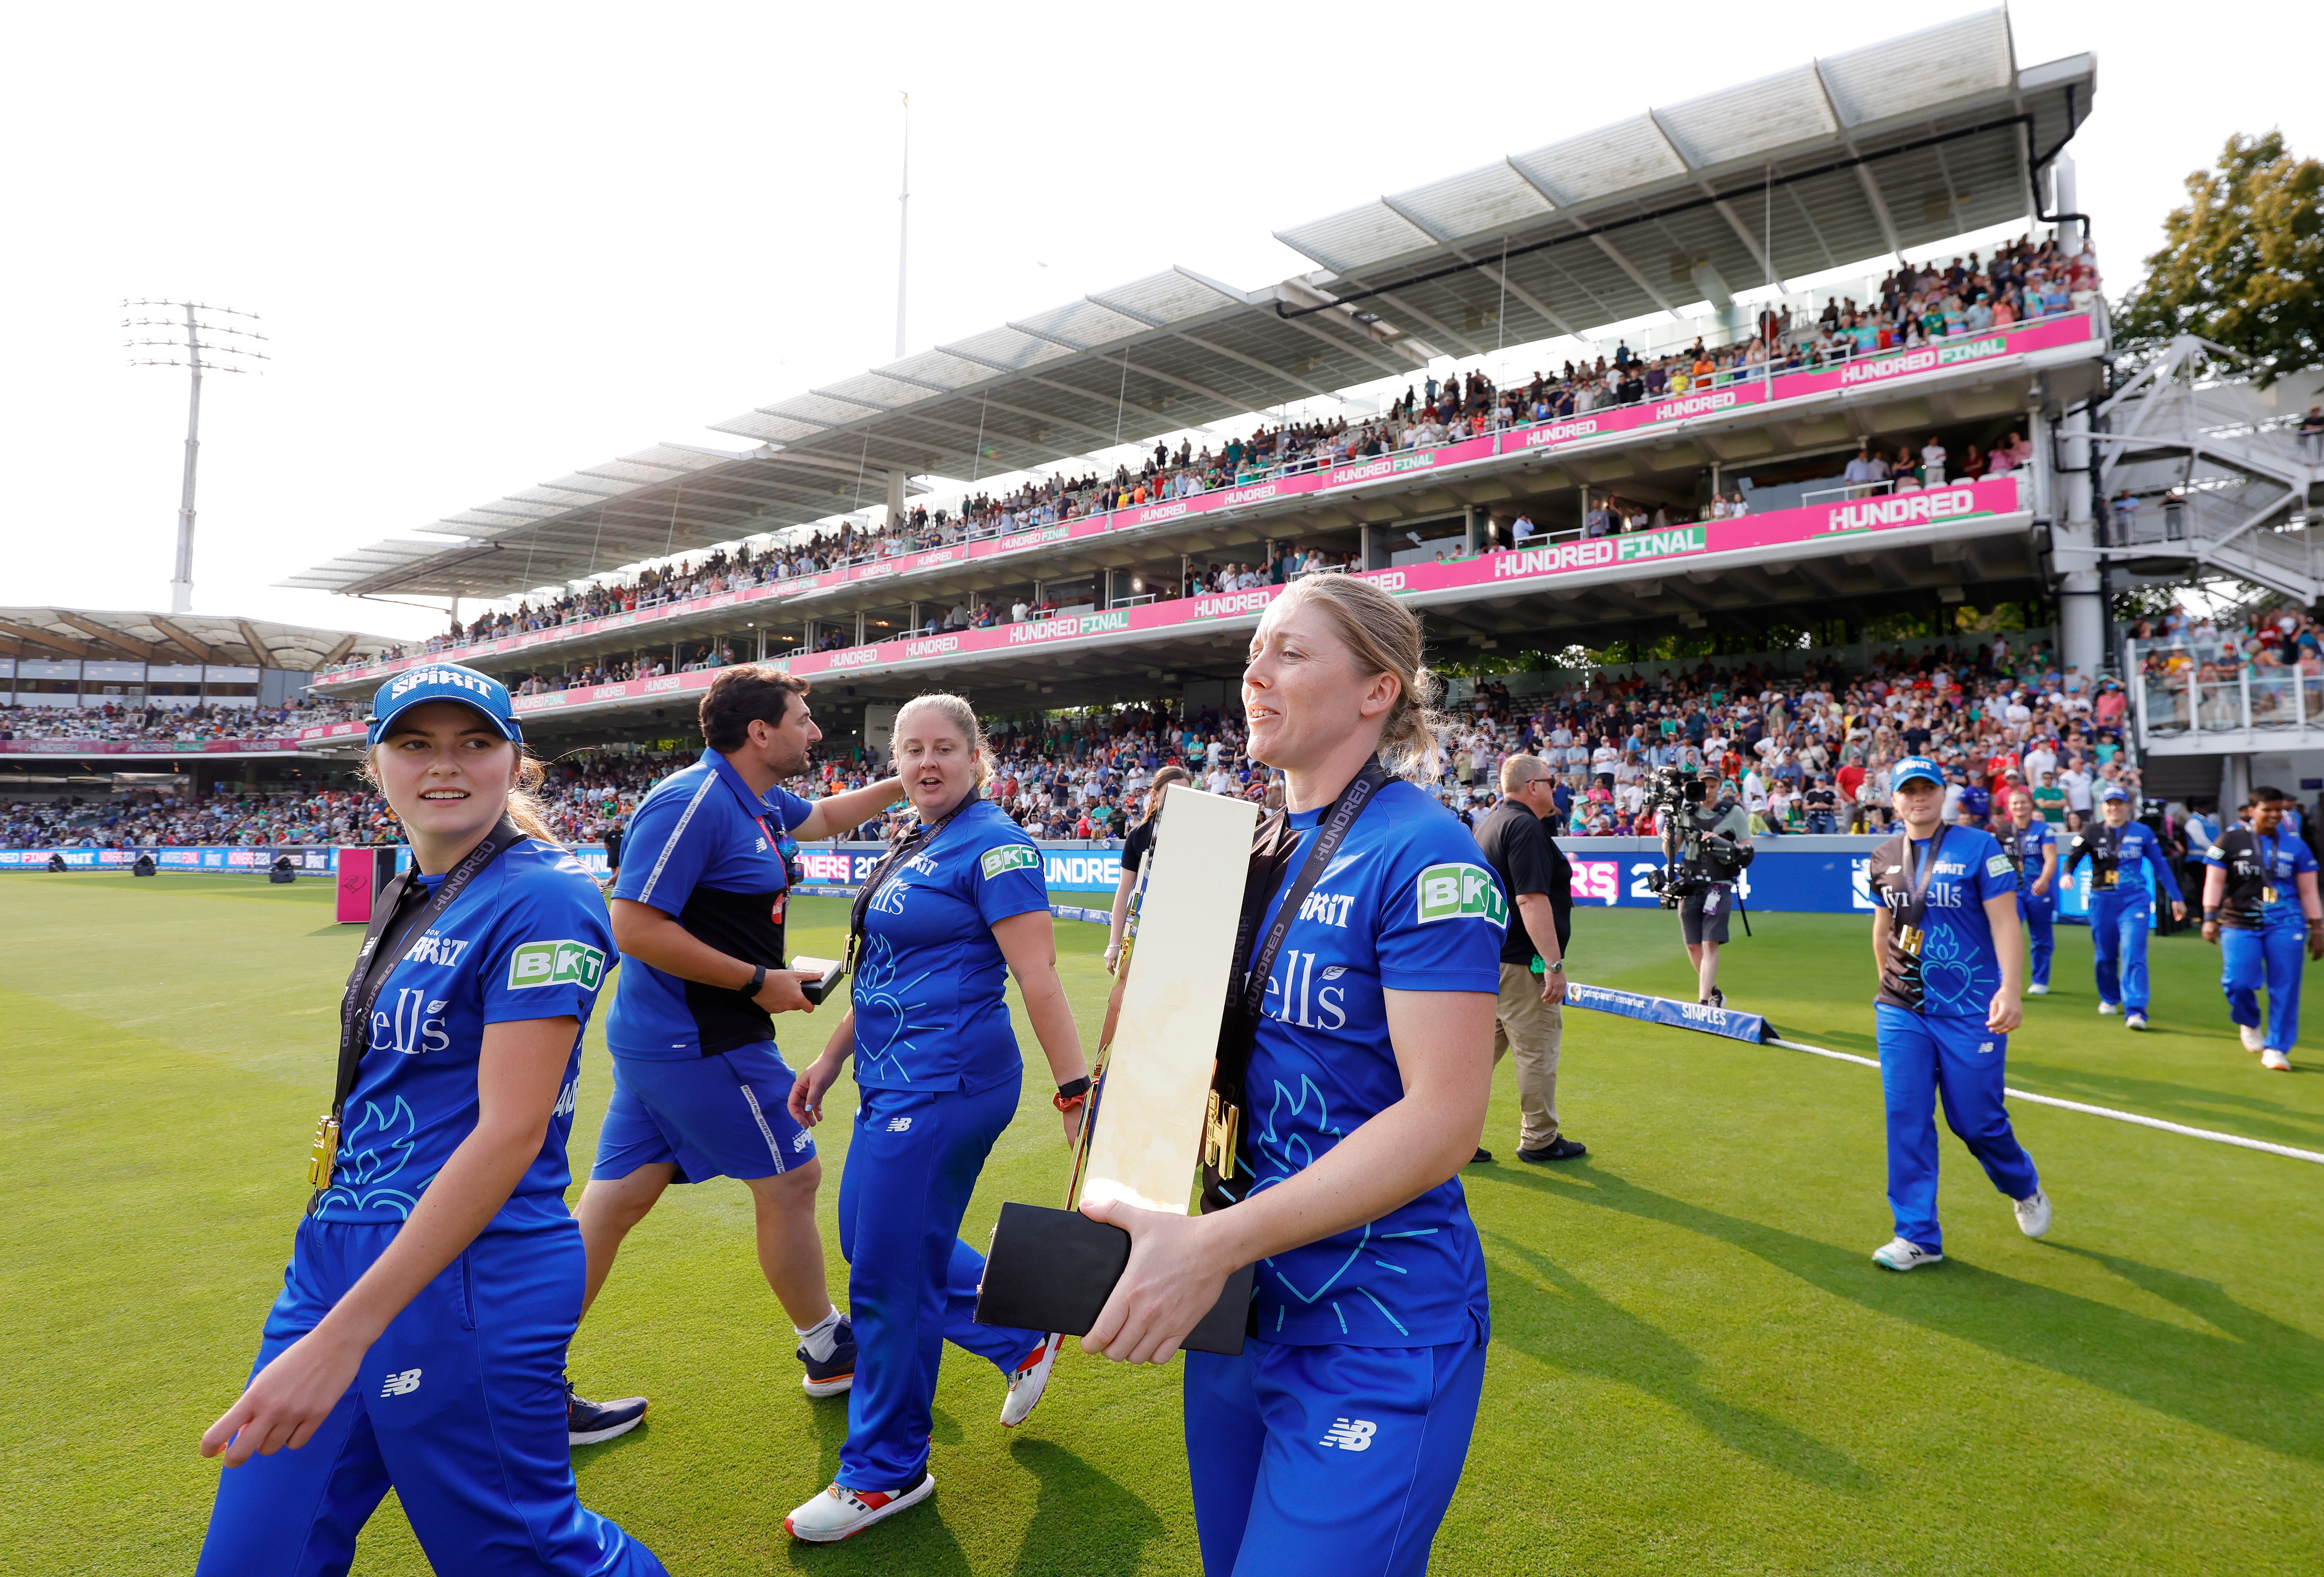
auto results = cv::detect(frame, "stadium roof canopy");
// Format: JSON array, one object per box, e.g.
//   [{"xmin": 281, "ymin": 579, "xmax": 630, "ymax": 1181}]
[
  {"xmin": 293, "ymin": 6, "xmax": 2091, "ymax": 604},
  {"xmin": 0, "ymin": 607, "xmax": 398, "ymax": 671}
]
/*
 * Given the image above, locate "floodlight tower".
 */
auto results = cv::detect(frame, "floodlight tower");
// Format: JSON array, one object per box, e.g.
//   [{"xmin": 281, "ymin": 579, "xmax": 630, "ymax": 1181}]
[
  {"xmin": 123, "ymin": 299, "xmax": 268, "ymax": 614},
  {"xmin": 895, "ymin": 91, "xmax": 910, "ymax": 360}
]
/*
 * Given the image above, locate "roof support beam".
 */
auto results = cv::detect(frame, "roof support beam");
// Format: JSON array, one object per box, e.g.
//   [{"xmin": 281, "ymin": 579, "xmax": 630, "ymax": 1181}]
[
  {"xmin": 1585, "ymin": 230, "xmax": 1677, "ymax": 315},
  {"xmin": 236, "ymin": 620, "xmax": 276, "ymax": 668},
  {"xmin": 1705, "ymin": 187, "xmax": 1782, "ymax": 291},
  {"xmin": 149, "ymin": 617, "xmax": 222, "ymax": 664},
  {"xmin": 0, "ymin": 619, "xmax": 99, "ymax": 658},
  {"xmin": 320, "ymin": 633, "xmax": 360, "ymax": 667},
  {"xmin": 51, "ymin": 612, "xmax": 161, "ymax": 661}
]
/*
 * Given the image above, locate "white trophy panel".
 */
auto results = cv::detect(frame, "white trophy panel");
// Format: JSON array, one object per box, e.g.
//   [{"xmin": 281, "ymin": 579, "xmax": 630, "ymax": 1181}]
[{"xmin": 1075, "ymin": 785, "xmax": 1260, "ymax": 1215}]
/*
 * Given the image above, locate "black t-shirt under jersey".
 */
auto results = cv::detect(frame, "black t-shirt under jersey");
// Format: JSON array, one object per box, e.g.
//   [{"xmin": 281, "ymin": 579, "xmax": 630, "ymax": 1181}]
[{"xmin": 1475, "ymin": 800, "xmax": 1571, "ymax": 965}]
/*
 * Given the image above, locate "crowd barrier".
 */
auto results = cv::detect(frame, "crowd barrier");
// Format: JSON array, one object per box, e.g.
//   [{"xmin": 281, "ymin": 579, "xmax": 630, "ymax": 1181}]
[{"xmin": 305, "ymin": 312, "xmax": 2094, "ymax": 700}]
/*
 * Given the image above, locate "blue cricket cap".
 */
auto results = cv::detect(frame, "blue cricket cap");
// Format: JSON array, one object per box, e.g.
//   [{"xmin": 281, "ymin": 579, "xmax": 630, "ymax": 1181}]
[
  {"xmin": 366, "ymin": 663, "xmax": 524, "ymax": 747},
  {"xmin": 2101, "ymin": 782, "xmax": 2130, "ymax": 802},
  {"xmin": 1892, "ymin": 756, "xmax": 1944, "ymax": 789}
]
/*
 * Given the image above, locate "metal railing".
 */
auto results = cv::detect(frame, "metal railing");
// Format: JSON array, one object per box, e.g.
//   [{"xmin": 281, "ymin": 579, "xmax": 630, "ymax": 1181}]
[{"xmin": 2132, "ymin": 640, "xmax": 2324, "ymax": 741}]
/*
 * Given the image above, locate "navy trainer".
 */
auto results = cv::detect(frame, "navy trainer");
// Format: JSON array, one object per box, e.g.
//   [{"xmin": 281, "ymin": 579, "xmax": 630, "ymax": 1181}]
[
  {"xmin": 800, "ymin": 1318, "xmax": 857, "ymax": 1397},
  {"xmin": 567, "ymin": 1379, "xmax": 648, "ymax": 1446}
]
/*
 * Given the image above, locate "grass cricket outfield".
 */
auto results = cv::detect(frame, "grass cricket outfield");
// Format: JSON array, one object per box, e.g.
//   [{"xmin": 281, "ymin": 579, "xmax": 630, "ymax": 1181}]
[{"xmin": 3, "ymin": 872, "xmax": 2319, "ymax": 1574}]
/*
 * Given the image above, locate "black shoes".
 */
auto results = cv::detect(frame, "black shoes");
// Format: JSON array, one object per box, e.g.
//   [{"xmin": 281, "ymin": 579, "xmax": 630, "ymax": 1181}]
[
  {"xmin": 1517, "ymin": 1137, "xmax": 1589, "ymax": 1163},
  {"xmin": 567, "ymin": 1379, "xmax": 649, "ymax": 1446},
  {"xmin": 1469, "ymin": 1147, "xmax": 1494, "ymax": 1164},
  {"xmin": 1698, "ymin": 989, "xmax": 1726, "ymax": 1008}
]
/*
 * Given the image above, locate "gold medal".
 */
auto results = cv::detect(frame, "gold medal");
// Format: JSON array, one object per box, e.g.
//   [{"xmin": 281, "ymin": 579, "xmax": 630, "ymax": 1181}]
[
  {"xmin": 307, "ymin": 1114, "xmax": 340, "ymax": 1189},
  {"xmin": 2263, "ymin": 884, "xmax": 2279, "ymax": 906},
  {"xmin": 1898, "ymin": 923, "xmax": 1924, "ymax": 958},
  {"xmin": 1203, "ymin": 1090, "xmax": 1241, "ymax": 1181}
]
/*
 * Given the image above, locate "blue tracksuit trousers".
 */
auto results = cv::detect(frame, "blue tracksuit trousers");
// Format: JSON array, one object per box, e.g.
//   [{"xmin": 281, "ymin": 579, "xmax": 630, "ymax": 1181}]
[
  {"xmin": 1876, "ymin": 1003, "xmax": 2041, "ymax": 1254},
  {"xmin": 835, "ymin": 1077, "xmax": 1041, "ymax": 1491},
  {"xmin": 2220, "ymin": 924, "xmax": 2306, "ymax": 1052},
  {"xmin": 2090, "ymin": 890, "xmax": 2154, "ymax": 1012},
  {"xmin": 1183, "ymin": 1322, "xmax": 1487, "ymax": 1577},
  {"xmin": 2019, "ymin": 890, "xmax": 2055, "ymax": 988},
  {"xmin": 198, "ymin": 1212, "xmax": 666, "ymax": 1577}
]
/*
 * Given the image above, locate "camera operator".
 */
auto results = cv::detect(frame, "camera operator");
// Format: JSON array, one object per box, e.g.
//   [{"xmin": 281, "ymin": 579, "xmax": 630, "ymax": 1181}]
[{"xmin": 1657, "ymin": 773, "xmax": 1753, "ymax": 1007}]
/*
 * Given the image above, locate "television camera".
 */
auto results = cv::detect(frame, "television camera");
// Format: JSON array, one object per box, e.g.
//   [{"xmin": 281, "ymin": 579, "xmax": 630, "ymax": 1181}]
[{"xmin": 1645, "ymin": 766, "xmax": 1755, "ymax": 909}]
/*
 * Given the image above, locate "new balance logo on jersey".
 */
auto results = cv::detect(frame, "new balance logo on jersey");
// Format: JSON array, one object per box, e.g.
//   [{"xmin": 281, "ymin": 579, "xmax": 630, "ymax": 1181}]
[
  {"xmin": 1319, "ymin": 1417, "xmax": 1376, "ymax": 1451},
  {"xmin": 1297, "ymin": 891, "xmax": 1355, "ymax": 928},
  {"xmin": 380, "ymin": 1369, "xmax": 423, "ymax": 1397},
  {"xmin": 1416, "ymin": 862, "xmax": 1508, "ymax": 929},
  {"xmin": 403, "ymin": 933, "xmax": 471, "ymax": 967},
  {"xmin": 886, "ymin": 1116, "xmax": 913, "ymax": 1132},
  {"xmin": 507, "ymin": 939, "xmax": 608, "ymax": 991}
]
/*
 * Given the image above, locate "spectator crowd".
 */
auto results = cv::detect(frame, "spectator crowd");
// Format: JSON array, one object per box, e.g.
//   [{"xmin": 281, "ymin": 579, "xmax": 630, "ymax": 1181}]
[{"xmin": 320, "ymin": 234, "xmax": 2099, "ymax": 678}]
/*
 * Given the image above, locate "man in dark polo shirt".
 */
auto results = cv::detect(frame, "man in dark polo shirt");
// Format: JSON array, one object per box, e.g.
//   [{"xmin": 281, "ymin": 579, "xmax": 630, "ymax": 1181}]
[{"xmin": 1474, "ymin": 755, "xmax": 1587, "ymax": 1163}]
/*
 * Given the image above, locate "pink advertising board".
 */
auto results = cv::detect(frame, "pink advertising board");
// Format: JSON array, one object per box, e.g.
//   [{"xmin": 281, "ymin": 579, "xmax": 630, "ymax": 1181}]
[
  {"xmin": 413, "ymin": 473, "xmax": 2025, "ymax": 728},
  {"xmin": 313, "ymin": 313, "xmax": 2091, "ymax": 692}
]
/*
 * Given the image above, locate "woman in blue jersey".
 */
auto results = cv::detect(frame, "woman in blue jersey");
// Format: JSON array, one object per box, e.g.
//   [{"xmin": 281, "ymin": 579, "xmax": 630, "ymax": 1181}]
[
  {"xmin": 1865, "ymin": 756, "xmax": 2047, "ymax": 1273},
  {"xmin": 782, "ymin": 692, "xmax": 1090, "ymax": 1542},
  {"xmin": 2199, "ymin": 785, "xmax": 2324, "ymax": 1072},
  {"xmin": 196, "ymin": 664, "xmax": 663, "ymax": 1576},
  {"xmin": 1081, "ymin": 575, "xmax": 1508, "ymax": 1577}
]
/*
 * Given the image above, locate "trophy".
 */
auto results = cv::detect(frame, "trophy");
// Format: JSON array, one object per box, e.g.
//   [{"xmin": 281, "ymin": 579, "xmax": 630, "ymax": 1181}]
[{"xmin": 974, "ymin": 785, "xmax": 1260, "ymax": 1354}]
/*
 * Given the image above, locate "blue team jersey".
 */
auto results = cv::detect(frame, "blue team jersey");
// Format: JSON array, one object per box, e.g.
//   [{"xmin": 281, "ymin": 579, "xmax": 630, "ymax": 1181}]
[
  {"xmin": 316, "ymin": 839, "xmax": 613, "ymax": 1226},
  {"xmin": 1870, "ymin": 826, "xmax": 2017, "ymax": 1017},
  {"xmin": 2010, "ymin": 818, "xmax": 2056, "ymax": 890},
  {"xmin": 606, "ymin": 751, "xmax": 815, "ymax": 1061},
  {"xmin": 2067, "ymin": 820, "xmax": 2183, "ymax": 905},
  {"xmin": 1240, "ymin": 779, "xmax": 1506, "ymax": 1347},
  {"xmin": 2202, "ymin": 826, "xmax": 2317, "ymax": 930},
  {"xmin": 851, "ymin": 799, "xmax": 1051, "ymax": 1093}
]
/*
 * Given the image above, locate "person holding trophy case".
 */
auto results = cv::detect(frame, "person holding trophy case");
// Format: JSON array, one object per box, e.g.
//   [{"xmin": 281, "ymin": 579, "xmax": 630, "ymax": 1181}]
[{"xmin": 1061, "ymin": 577, "xmax": 1510, "ymax": 1576}]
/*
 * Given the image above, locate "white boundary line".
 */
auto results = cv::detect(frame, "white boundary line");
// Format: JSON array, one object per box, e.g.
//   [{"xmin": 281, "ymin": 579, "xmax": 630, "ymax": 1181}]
[{"xmin": 1765, "ymin": 1038, "xmax": 2324, "ymax": 1166}]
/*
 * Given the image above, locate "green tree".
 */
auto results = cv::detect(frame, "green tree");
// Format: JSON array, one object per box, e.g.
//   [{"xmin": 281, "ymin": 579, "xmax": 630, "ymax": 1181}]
[{"xmin": 2114, "ymin": 131, "xmax": 2324, "ymax": 384}]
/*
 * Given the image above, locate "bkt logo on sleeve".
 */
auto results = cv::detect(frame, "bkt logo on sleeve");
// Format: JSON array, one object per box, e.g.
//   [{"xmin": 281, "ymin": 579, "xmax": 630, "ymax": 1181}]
[
  {"xmin": 507, "ymin": 939, "xmax": 608, "ymax": 991},
  {"xmin": 1416, "ymin": 862, "xmax": 1508, "ymax": 928}
]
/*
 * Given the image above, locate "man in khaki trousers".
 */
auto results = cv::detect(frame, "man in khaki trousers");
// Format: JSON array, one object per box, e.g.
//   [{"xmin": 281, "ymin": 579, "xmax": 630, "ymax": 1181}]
[{"xmin": 1473, "ymin": 756, "xmax": 1588, "ymax": 1163}]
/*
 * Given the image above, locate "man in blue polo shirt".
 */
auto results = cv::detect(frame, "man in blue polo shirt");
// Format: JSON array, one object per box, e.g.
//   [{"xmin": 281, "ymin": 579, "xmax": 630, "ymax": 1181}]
[{"xmin": 564, "ymin": 667, "xmax": 901, "ymax": 1443}]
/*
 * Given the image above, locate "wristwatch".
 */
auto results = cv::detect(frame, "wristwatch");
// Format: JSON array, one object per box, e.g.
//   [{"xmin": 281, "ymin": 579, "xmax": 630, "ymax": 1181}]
[{"xmin": 1544, "ymin": 958, "xmax": 1565, "ymax": 973}]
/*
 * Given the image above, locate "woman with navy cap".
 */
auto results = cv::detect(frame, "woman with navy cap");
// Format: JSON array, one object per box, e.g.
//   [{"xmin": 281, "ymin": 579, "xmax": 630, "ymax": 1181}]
[
  {"xmin": 1865, "ymin": 755, "xmax": 2047, "ymax": 1272},
  {"xmin": 781, "ymin": 692, "xmax": 1089, "ymax": 1543},
  {"xmin": 197, "ymin": 663, "xmax": 664, "ymax": 1575}
]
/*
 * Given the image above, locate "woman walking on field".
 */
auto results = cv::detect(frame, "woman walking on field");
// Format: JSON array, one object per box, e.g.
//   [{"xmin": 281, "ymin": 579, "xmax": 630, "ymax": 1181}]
[{"xmin": 197, "ymin": 664, "xmax": 663, "ymax": 1576}]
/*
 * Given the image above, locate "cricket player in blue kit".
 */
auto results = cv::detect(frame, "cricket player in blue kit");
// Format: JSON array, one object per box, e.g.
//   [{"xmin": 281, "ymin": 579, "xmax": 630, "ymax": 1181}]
[
  {"xmin": 1079, "ymin": 577, "xmax": 1505, "ymax": 1577},
  {"xmin": 1865, "ymin": 756, "xmax": 2050, "ymax": 1273},
  {"xmin": 2200, "ymin": 786, "xmax": 2324, "ymax": 1072},
  {"xmin": 2004, "ymin": 786, "xmax": 2058, "ymax": 994},
  {"xmin": 2062, "ymin": 784, "xmax": 2186, "ymax": 1030},
  {"xmin": 198, "ymin": 664, "xmax": 665, "ymax": 1575},
  {"xmin": 784, "ymin": 693, "xmax": 1091, "ymax": 1543},
  {"xmin": 571, "ymin": 667, "xmax": 905, "ymax": 1439}
]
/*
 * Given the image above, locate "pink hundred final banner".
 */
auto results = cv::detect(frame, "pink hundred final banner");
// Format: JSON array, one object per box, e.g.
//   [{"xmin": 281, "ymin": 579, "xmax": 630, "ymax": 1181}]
[
  {"xmin": 474, "ymin": 474, "xmax": 2026, "ymax": 719},
  {"xmin": 315, "ymin": 312, "xmax": 2091, "ymax": 691}
]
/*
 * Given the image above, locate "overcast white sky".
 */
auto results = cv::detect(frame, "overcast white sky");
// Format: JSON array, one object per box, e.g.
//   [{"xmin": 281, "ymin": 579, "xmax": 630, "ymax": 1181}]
[{"xmin": 5, "ymin": 0, "xmax": 2318, "ymax": 644}]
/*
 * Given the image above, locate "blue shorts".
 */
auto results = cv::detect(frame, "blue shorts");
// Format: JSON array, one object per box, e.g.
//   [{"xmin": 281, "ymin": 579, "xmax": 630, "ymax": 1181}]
[{"xmin": 591, "ymin": 1043, "xmax": 815, "ymax": 1185}]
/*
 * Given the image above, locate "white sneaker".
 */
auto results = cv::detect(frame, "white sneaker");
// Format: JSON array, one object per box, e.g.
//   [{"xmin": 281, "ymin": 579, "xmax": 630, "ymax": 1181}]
[
  {"xmin": 1871, "ymin": 1237, "xmax": 1943, "ymax": 1271},
  {"xmin": 999, "ymin": 1335, "xmax": 1060, "ymax": 1428},
  {"xmin": 2027, "ymin": 983, "xmax": 2051, "ymax": 996},
  {"xmin": 2013, "ymin": 1188, "xmax": 2052, "ymax": 1239},
  {"xmin": 2262, "ymin": 1048, "xmax": 2292, "ymax": 1072},
  {"xmin": 2126, "ymin": 1013, "xmax": 2149, "ymax": 1031},
  {"xmin": 784, "ymin": 1474, "xmax": 935, "ymax": 1542},
  {"xmin": 2241, "ymin": 1023, "xmax": 2266, "ymax": 1052},
  {"xmin": 2098, "ymin": 1001, "xmax": 2119, "ymax": 1016}
]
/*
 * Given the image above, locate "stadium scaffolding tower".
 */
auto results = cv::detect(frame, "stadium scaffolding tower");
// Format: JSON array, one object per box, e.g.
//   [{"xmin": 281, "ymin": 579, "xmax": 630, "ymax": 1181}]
[{"xmin": 297, "ymin": 11, "xmax": 2110, "ymax": 754}]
